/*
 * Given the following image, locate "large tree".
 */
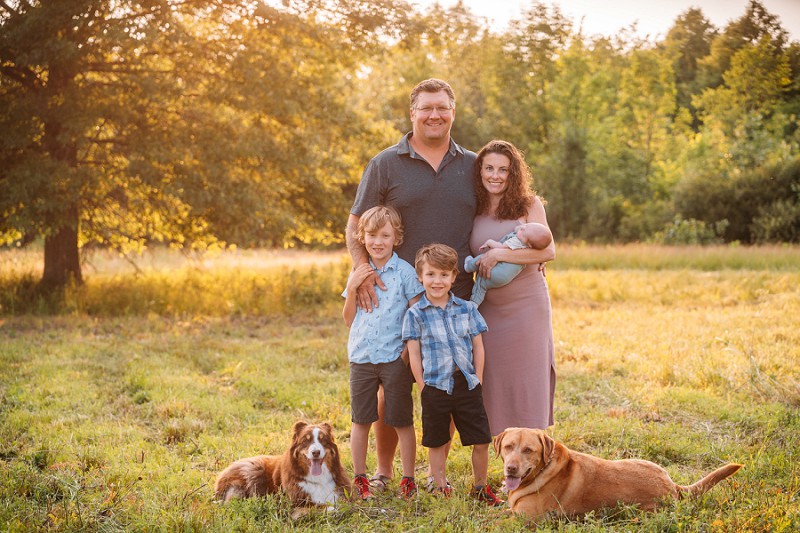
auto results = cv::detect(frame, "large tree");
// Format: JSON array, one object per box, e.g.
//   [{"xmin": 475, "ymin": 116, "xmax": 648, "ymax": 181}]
[{"xmin": 0, "ymin": 0, "xmax": 404, "ymax": 289}]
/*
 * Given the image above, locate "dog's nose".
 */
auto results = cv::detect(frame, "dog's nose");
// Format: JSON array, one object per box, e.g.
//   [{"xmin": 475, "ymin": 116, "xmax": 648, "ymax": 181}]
[
  {"xmin": 506, "ymin": 465, "xmax": 518, "ymax": 475},
  {"xmin": 312, "ymin": 450, "xmax": 321, "ymax": 458}
]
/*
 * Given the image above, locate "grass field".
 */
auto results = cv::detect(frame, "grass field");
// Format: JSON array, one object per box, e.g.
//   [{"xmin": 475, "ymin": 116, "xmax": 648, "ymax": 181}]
[{"xmin": 1, "ymin": 245, "xmax": 799, "ymax": 531}]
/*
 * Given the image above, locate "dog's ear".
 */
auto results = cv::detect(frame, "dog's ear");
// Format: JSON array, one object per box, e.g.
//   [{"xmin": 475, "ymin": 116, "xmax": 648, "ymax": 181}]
[
  {"xmin": 320, "ymin": 422, "xmax": 333, "ymax": 440},
  {"xmin": 292, "ymin": 420, "xmax": 308, "ymax": 436},
  {"xmin": 538, "ymin": 431, "xmax": 554, "ymax": 463},
  {"xmin": 493, "ymin": 431, "xmax": 507, "ymax": 457}
]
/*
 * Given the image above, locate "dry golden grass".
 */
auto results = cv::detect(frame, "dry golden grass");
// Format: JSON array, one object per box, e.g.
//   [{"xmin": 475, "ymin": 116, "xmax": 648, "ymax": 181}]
[{"xmin": 1, "ymin": 245, "xmax": 799, "ymax": 531}]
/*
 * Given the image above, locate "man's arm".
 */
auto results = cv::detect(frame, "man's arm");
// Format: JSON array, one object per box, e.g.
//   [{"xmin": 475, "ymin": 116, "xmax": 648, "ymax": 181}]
[
  {"xmin": 346, "ymin": 213, "xmax": 385, "ymax": 310},
  {"xmin": 346, "ymin": 213, "xmax": 369, "ymax": 267},
  {"xmin": 342, "ymin": 263, "xmax": 375, "ymax": 326}
]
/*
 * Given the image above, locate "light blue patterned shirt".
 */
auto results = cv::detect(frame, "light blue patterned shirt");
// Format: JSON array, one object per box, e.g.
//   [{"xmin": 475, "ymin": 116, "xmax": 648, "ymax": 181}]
[
  {"xmin": 402, "ymin": 293, "xmax": 488, "ymax": 394},
  {"xmin": 343, "ymin": 253, "xmax": 424, "ymax": 364}
]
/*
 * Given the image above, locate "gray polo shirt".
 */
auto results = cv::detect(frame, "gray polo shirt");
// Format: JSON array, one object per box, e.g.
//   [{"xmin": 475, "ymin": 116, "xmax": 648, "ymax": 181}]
[{"xmin": 351, "ymin": 133, "xmax": 477, "ymax": 299}]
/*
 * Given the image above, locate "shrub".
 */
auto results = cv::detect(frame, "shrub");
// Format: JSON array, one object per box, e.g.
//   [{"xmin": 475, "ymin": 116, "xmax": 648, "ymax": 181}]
[{"xmin": 648, "ymin": 216, "xmax": 728, "ymax": 245}]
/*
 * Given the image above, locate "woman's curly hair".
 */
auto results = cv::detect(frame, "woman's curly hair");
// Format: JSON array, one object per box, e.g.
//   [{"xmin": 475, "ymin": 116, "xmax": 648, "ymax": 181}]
[{"xmin": 474, "ymin": 140, "xmax": 535, "ymax": 220}]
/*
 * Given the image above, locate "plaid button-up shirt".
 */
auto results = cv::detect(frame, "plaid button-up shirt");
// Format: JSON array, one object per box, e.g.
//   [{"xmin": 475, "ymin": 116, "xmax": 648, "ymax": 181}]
[{"xmin": 402, "ymin": 293, "xmax": 488, "ymax": 394}]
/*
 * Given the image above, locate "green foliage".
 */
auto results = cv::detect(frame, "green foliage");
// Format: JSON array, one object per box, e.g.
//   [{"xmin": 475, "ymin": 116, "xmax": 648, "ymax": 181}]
[
  {"xmin": 3, "ymin": 0, "xmax": 800, "ymax": 291},
  {"xmin": 676, "ymin": 156, "xmax": 800, "ymax": 243},
  {"xmin": 0, "ymin": 0, "xmax": 409, "ymax": 287},
  {"xmin": 649, "ymin": 216, "xmax": 727, "ymax": 245}
]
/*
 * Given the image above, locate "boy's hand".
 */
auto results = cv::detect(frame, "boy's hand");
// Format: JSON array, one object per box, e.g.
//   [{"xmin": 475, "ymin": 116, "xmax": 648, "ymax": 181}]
[
  {"xmin": 356, "ymin": 270, "xmax": 386, "ymax": 312},
  {"xmin": 400, "ymin": 346, "xmax": 410, "ymax": 366}
]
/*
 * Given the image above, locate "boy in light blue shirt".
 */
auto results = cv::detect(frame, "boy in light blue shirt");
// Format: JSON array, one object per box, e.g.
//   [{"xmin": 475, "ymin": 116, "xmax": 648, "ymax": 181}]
[{"xmin": 342, "ymin": 205, "xmax": 423, "ymax": 499}]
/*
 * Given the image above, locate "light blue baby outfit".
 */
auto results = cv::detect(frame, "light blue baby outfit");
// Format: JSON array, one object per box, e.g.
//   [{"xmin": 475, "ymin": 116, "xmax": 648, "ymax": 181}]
[{"xmin": 464, "ymin": 230, "xmax": 527, "ymax": 306}]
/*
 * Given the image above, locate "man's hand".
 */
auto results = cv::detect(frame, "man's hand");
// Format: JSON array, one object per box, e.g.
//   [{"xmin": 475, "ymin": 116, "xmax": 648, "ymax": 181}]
[{"xmin": 355, "ymin": 269, "xmax": 386, "ymax": 312}]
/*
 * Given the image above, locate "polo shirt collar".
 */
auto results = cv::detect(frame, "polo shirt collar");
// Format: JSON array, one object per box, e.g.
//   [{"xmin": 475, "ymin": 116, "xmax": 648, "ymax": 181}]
[
  {"xmin": 399, "ymin": 132, "xmax": 463, "ymax": 157},
  {"xmin": 370, "ymin": 252, "xmax": 400, "ymax": 273}
]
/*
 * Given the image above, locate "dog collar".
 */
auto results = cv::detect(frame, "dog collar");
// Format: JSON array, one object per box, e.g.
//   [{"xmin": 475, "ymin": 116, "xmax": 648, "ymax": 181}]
[{"xmin": 528, "ymin": 446, "xmax": 556, "ymax": 486}]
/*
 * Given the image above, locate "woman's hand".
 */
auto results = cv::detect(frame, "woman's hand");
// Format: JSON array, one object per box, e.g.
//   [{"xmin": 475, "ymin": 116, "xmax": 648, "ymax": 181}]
[{"xmin": 477, "ymin": 248, "xmax": 501, "ymax": 279}]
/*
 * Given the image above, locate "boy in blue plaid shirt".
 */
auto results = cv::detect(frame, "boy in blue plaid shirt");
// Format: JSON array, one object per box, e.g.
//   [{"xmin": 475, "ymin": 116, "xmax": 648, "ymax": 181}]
[{"xmin": 402, "ymin": 243, "xmax": 503, "ymax": 505}]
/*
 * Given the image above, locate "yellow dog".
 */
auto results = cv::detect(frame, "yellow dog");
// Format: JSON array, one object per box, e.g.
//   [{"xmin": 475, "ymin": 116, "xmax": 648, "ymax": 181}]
[{"xmin": 494, "ymin": 428, "xmax": 742, "ymax": 521}]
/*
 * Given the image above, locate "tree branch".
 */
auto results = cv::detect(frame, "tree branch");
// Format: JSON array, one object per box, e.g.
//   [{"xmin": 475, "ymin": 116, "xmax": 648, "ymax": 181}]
[
  {"xmin": 0, "ymin": 1, "xmax": 20, "ymax": 17},
  {"xmin": 0, "ymin": 64, "xmax": 38, "ymax": 88}
]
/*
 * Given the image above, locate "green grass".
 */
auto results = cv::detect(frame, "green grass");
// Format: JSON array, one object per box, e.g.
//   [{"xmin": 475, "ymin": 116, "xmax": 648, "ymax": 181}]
[{"xmin": 1, "ymin": 245, "xmax": 799, "ymax": 531}]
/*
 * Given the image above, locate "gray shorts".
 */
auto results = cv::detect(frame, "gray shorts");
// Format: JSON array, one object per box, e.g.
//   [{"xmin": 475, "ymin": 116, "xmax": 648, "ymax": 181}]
[{"xmin": 350, "ymin": 357, "xmax": 414, "ymax": 427}]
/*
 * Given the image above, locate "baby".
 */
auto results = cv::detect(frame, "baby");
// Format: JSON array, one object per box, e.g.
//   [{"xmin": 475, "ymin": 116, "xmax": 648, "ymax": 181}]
[{"xmin": 464, "ymin": 222, "xmax": 552, "ymax": 305}]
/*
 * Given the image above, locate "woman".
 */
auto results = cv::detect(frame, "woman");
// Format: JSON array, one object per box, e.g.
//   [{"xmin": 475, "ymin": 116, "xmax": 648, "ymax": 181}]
[{"xmin": 469, "ymin": 140, "xmax": 556, "ymax": 435}]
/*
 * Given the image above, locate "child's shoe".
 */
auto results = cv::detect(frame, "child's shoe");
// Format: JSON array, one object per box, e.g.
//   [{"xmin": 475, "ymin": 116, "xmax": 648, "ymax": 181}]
[
  {"xmin": 353, "ymin": 474, "xmax": 374, "ymax": 500},
  {"xmin": 425, "ymin": 475, "xmax": 452, "ymax": 492},
  {"xmin": 472, "ymin": 484, "xmax": 504, "ymax": 506},
  {"xmin": 435, "ymin": 484, "xmax": 452, "ymax": 498},
  {"xmin": 399, "ymin": 476, "xmax": 417, "ymax": 498}
]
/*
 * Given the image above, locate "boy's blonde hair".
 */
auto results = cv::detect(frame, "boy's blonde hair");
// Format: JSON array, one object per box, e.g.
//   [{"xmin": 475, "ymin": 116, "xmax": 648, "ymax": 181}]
[
  {"xmin": 357, "ymin": 205, "xmax": 404, "ymax": 246},
  {"xmin": 414, "ymin": 243, "xmax": 459, "ymax": 276}
]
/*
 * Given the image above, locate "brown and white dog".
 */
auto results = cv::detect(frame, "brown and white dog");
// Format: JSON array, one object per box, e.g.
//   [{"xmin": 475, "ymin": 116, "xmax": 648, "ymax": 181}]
[
  {"xmin": 215, "ymin": 421, "xmax": 351, "ymax": 511},
  {"xmin": 494, "ymin": 428, "xmax": 742, "ymax": 521}
]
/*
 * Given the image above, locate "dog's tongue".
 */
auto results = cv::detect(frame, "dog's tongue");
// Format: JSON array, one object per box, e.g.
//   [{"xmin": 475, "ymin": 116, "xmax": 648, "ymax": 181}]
[
  {"xmin": 311, "ymin": 458, "xmax": 323, "ymax": 476},
  {"xmin": 505, "ymin": 476, "xmax": 521, "ymax": 491}
]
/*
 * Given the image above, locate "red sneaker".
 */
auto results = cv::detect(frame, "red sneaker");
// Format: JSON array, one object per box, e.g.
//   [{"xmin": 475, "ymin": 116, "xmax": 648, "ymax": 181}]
[
  {"xmin": 435, "ymin": 484, "xmax": 452, "ymax": 498},
  {"xmin": 399, "ymin": 476, "xmax": 417, "ymax": 498},
  {"xmin": 353, "ymin": 474, "xmax": 374, "ymax": 500},
  {"xmin": 472, "ymin": 484, "xmax": 504, "ymax": 506}
]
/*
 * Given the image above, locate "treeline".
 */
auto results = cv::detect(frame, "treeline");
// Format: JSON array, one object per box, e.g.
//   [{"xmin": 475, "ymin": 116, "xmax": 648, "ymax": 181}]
[{"xmin": 1, "ymin": 0, "xmax": 798, "ymax": 287}]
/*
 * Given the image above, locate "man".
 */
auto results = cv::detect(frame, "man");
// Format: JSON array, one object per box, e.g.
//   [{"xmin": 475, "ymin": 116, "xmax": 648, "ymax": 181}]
[{"xmin": 346, "ymin": 78, "xmax": 476, "ymax": 490}]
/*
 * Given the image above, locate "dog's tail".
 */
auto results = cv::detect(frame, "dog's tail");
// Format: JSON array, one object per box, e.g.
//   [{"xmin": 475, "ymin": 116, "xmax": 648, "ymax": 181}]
[{"xmin": 677, "ymin": 463, "xmax": 743, "ymax": 498}]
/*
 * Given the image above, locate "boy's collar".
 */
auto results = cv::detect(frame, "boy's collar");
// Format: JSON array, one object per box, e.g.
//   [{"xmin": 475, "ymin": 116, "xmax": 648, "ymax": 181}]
[
  {"xmin": 418, "ymin": 291, "xmax": 461, "ymax": 309},
  {"xmin": 369, "ymin": 252, "xmax": 399, "ymax": 272}
]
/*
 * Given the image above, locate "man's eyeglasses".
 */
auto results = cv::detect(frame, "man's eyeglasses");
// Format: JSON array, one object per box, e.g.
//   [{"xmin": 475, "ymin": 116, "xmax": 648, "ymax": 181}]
[{"xmin": 415, "ymin": 105, "xmax": 453, "ymax": 115}]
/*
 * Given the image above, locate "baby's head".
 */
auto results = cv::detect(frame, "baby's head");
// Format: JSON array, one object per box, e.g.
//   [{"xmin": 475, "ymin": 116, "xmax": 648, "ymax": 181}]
[
  {"xmin": 516, "ymin": 222, "xmax": 552, "ymax": 250},
  {"xmin": 357, "ymin": 205, "xmax": 404, "ymax": 247}
]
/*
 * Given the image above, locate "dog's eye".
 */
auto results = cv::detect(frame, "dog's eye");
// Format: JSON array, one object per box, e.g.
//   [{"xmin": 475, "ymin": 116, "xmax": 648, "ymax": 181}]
[{"xmin": 522, "ymin": 447, "xmax": 532, "ymax": 454}]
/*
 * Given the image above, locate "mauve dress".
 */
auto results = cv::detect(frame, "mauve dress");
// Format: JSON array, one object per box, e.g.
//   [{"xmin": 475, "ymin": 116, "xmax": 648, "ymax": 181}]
[{"xmin": 470, "ymin": 214, "xmax": 555, "ymax": 435}]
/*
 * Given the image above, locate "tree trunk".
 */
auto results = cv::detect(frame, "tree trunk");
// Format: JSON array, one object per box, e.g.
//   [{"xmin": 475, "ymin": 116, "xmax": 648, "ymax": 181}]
[
  {"xmin": 41, "ymin": 204, "xmax": 83, "ymax": 289},
  {"xmin": 40, "ymin": 60, "xmax": 83, "ymax": 291}
]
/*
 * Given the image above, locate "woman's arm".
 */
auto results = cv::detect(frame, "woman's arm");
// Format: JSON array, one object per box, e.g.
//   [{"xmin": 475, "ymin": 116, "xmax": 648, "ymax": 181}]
[{"xmin": 476, "ymin": 197, "xmax": 555, "ymax": 278}]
